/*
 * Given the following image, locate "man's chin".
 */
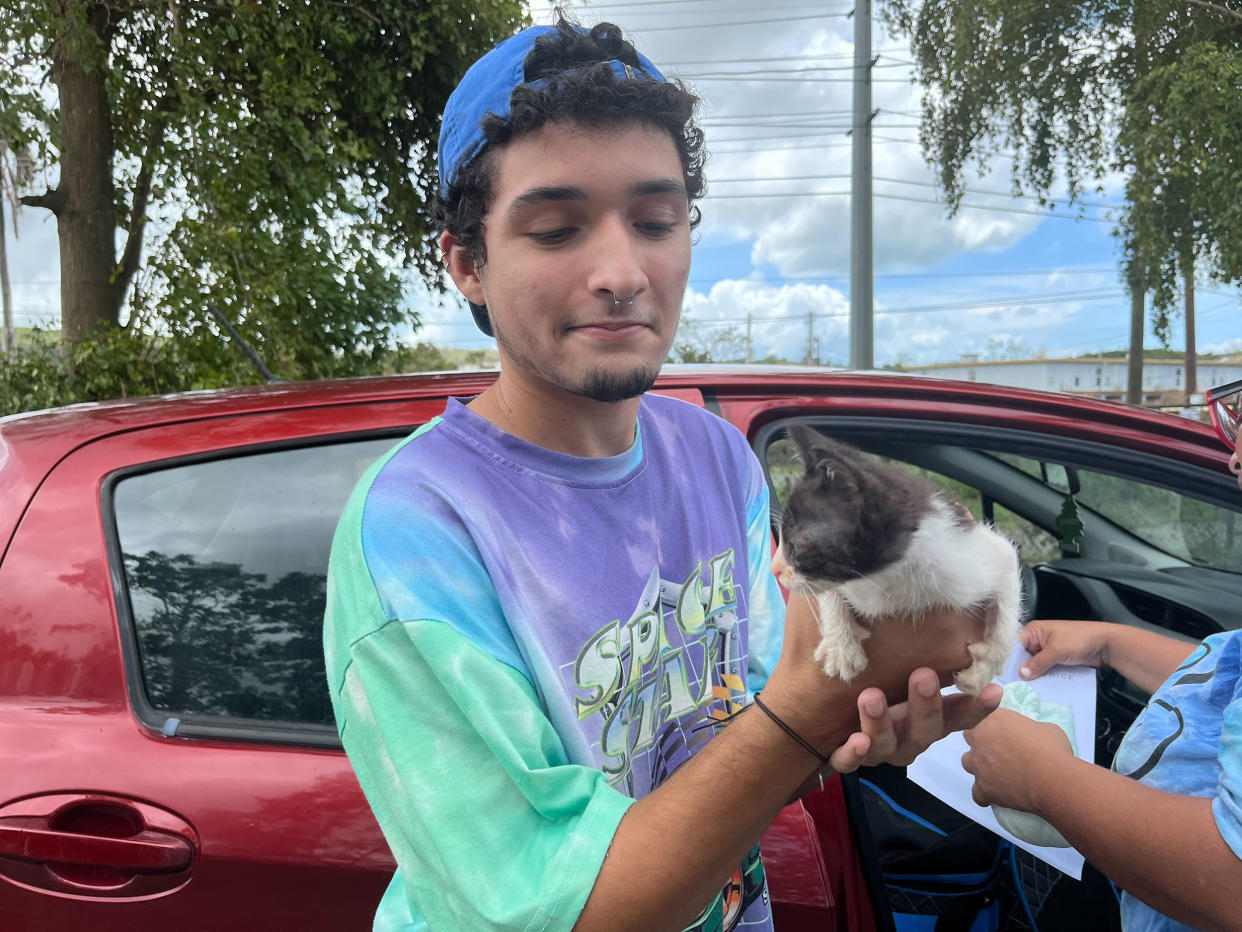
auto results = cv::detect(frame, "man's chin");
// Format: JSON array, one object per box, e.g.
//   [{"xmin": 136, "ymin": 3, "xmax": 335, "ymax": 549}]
[{"xmin": 573, "ymin": 364, "xmax": 662, "ymax": 404}]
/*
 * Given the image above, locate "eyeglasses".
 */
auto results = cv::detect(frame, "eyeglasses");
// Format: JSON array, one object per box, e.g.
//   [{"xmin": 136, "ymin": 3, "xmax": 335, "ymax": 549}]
[{"xmin": 1207, "ymin": 378, "xmax": 1242, "ymax": 452}]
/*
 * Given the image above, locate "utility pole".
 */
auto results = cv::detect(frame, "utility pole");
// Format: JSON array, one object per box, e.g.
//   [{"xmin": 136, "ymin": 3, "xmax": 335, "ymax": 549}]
[
  {"xmin": 849, "ymin": 0, "xmax": 874, "ymax": 370},
  {"xmin": 803, "ymin": 311, "xmax": 814, "ymax": 365},
  {"xmin": 1127, "ymin": 268, "xmax": 1144, "ymax": 405},
  {"xmin": 1184, "ymin": 260, "xmax": 1196, "ymax": 400},
  {"xmin": 745, "ymin": 312, "xmax": 754, "ymax": 363}
]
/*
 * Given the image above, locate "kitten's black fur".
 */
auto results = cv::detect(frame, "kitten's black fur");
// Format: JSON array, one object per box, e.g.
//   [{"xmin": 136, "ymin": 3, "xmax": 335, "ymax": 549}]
[{"xmin": 780, "ymin": 424, "xmax": 936, "ymax": 582}]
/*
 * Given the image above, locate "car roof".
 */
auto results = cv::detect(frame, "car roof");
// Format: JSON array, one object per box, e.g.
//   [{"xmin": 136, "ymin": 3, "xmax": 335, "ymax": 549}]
[
  {"xmin": 0, "ymin": 365, "xmax": 1221, "ymax": 555},
  {"xmin": 0, "ymin": 362, "xmax": 1192, "ymax": 449}
]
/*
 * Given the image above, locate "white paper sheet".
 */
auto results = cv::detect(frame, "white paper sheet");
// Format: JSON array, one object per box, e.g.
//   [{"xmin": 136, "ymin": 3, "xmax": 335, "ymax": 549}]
[{"xmin": 905, "ymin": 643, "xmax": 1097, "ymax": 879}]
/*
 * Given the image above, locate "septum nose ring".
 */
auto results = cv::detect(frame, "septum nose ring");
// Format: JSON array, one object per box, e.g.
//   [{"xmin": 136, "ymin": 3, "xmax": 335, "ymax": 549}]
[{"xmin": 609, "ymin": 290, "xmax": 637, "ymax": 308}]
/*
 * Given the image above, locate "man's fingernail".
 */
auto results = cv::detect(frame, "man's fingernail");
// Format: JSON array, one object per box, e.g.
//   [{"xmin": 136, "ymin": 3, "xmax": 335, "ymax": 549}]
[
  {"xmin": 864, "ymin": 698, "xmax": 884, "ymax": 717},
  {"xmin": 1019, "ymin": 665, "xmax": 1032, "ymax": 679},
  {"xmin": 917, "ymin": 679, "xmax": 937, "ymax": 698}
]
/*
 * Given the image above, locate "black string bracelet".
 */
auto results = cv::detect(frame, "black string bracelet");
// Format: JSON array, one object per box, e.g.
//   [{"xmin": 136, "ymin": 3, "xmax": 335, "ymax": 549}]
[{"xmin": 752, "ymin": 693, "xmax": 830, "ymax": 765}]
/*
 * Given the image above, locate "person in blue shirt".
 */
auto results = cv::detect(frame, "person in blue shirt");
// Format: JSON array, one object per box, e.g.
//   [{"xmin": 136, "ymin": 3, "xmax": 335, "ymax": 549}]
[{"xmin": 962, "ymin": 380, "xmax": 1242, "ymax": 932}]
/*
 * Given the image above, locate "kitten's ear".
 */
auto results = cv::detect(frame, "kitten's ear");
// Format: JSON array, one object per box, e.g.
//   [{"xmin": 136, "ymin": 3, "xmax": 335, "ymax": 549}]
[{"xmin": 787, "ymin": 424, "xmax": 827, "ymax": 473}]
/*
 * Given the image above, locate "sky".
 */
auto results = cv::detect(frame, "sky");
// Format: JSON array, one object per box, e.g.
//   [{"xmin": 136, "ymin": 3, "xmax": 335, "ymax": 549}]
[{"xmin": 7, "ymin": 0, "xmax": 1241, "ymax": 368}]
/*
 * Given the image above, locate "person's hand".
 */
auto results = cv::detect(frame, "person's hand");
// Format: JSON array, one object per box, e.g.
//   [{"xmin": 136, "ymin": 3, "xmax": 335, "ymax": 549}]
[
  {"xmin": 765, "ymin": 593, "xmax": 995, "ymax": 761},
  {"xmin": 961, "ymin": 709, "xmax": 1073, "ymax": 812},
  {"xmin": 1018, "ymin": 619, "xmax": 1110, "ymax": 680},
  {"xmin": 845, "ymin": 600, "xmax": 995, "ymax": 702},
  {"xmin": 829, "ymin": 668, "xmax": 1002, "ymax": 772}
]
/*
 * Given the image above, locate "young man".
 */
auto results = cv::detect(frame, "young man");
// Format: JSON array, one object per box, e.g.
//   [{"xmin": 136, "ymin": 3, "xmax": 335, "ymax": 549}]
[
  {"xmin": 325, "ymin": 19, "xmax": 998, "ymax": 931},
  {"xmin": 962, "ymin": 379, "xmax": 1242, "ymax": 932}
]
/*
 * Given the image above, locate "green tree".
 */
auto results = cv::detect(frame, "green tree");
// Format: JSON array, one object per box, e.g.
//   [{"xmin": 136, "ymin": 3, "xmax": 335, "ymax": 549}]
[
  {"xmin": 882, "ymin": 1, "xmax": 1242, "ymax": 400},
  {"xmin": 670, "ymin": 314, "xmax": 749, "ymax": 364},
  {"xmin": 1, "ymin": 0, "xmax": 525, "ymax": 377}
]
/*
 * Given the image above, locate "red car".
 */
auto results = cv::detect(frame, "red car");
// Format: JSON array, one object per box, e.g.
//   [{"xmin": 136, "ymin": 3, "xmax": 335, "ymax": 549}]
[{"xmin": 1, "ymin": 367, "xmax": 1237, "ymax": 930}]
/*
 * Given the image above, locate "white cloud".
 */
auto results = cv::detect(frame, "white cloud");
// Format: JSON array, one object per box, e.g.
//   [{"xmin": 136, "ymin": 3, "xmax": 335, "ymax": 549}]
[{"xmin": 682, "ymin": 278, "xmax": 850, "ymax": 363}]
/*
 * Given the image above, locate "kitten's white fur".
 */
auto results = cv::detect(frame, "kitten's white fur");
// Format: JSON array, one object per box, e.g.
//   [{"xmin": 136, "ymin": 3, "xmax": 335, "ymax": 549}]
[{"xmin": 793, "ymin": 495, "xmax": 1021, "ymax": 695}]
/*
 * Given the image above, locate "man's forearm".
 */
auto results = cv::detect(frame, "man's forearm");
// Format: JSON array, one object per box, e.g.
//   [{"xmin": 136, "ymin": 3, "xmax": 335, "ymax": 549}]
[
  {"xmin": 1102, "ymin": 624, "xmax": 1198, "ymax": 695},
  {"xmin": 1032, "ymin": 756, "xmax": 1242, "ymax": 932},
  {"xmin": 574, "ymin": 692, "xmax": 855, "ymax": 931}
]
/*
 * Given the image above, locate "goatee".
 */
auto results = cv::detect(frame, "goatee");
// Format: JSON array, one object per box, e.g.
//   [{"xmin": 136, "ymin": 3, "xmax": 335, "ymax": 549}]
[{"xmin": 574, "ymin": 364, "xmax": 661, "ymax": 403}]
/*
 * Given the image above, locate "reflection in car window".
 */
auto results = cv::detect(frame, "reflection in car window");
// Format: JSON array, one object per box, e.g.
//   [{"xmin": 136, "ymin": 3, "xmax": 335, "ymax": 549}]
[
  {"xmin": 993, "ymin": 452, "xmax": 1242, "ymax": 573},
  {"xmin": 1074, "ymin": 471, "xmax": 1241, "ymax": 571},
  {"xmin": 113, "ymin": 437, "xmax": 398, "ymax": 725}
]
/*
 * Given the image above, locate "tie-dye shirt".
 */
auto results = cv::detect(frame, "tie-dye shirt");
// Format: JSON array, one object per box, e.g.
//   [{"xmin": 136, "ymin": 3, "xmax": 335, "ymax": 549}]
[
  {"xmin": 324, "ymin": 394, "xmax": 785, "ymax": 931},
  {"xmin": 1111, "ymin": 628, "xmax": 1242, "ymax": 932}
]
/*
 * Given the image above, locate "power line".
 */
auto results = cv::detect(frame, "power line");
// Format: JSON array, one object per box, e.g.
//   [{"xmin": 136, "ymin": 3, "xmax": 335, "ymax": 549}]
[
  {"xmin": 704, "ymin": 122, "xmax": 921, "ymax": 137},
  {"xmin": 635, "ymin": 12, "xmax": 851, "ymax": 31},
  {"xmin": 683, "ymin": 74, "xmax": 913, "ymax": 83},
  {"xmin": 687, "ymin": 267, "xmax": 1120, "ymax": 285},
  {"xmin": 701, "ymin": 109, "xmax": 866, "ymax": 120},
  {"xmin": 685, "ymin": 62, "xmax": 911, "ymax": 75},
  {"xmin": 709, "ymin": 136, "xmax": 922, "ymax": 151},
  {"xmin": 874, "ymin": 192, "xmax": 1116, "ymax": 221},
  {"xmin": 662, "ymin": 51, "xmax": 909, "ymax": 65},
  {"xmin": 701, "ymin": 188, "xmax": 1117, "ymax": 221},
  {"xmin": 705, "ymin": 172, "xmax": 1124, "ymax": 209},
  {"xmin": 679, "ymin": 290, "xmax": 1125, "ymax": 327}
]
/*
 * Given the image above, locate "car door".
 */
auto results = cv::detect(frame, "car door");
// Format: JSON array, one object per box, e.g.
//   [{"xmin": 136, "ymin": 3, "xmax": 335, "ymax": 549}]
[
  {"xmin": 0, "ymin": 397, "xmax": 446, "ymax": 930},
  {"xmin": 751, "ymin": 410, "xmax": 1240, "ymax": 929}
]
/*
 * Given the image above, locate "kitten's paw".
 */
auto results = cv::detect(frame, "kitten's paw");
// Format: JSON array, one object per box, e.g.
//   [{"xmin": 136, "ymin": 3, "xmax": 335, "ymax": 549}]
[
  {"xmin": 954, "ymin": 641, "xmax": 1001, "ymax": 695},
  {"xmin": 815, "ymin": 636, "xmax": 867, "ymax": 682}
]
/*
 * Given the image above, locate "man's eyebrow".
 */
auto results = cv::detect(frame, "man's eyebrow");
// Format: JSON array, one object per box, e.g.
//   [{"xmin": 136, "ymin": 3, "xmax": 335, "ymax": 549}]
[
  {"xmin": 507, "ymin": 185, "xmax": 588, "ymax": 213},
  {"xmin": 632, "ymin": 179, "xmax": 687, "ymax": 198}
]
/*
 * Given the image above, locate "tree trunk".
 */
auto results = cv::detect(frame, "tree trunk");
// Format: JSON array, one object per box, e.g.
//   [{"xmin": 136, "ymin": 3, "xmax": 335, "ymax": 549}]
[
  {"xmin": 1, "ymin": 197, "xmax": 13, "ymax": 361},
  {"xmin": 1184, "ymin": 261, "xmax": 1196, "ymax": 400},
  {"xmin": 56, "ymin": 3, "xmax": 120, "ymax": 348},
  {"xmin": 1127, "ymin": 269, "xmax": 1145, "ymax": 405}
]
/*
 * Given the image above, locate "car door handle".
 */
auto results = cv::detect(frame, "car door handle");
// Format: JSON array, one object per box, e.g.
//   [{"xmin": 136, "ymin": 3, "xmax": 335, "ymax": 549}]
[
  {"xmin": 0, "ymin": 816, "xmax": 193, "ymax": 872},
  {"xmin": 0, "ymin": 793, "xmax": 199, "ymax": 898}
]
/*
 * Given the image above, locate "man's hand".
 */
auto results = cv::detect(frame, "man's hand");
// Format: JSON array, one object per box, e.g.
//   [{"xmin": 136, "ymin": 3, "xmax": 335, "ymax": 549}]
[
  {"xmin": 961, "ymin": 708, "xmax": 1074, "ymax": 812},
  {"xmin": 830, "ymin": 669, "xmax": 1001, "ymax": 772},
  {"xmin": 766, "ymin": 592, "xmax": 1001, "ymax": 771},
  {"xmin": 855, "ymin": 601, "xmax": 995, "ymax": 701}
]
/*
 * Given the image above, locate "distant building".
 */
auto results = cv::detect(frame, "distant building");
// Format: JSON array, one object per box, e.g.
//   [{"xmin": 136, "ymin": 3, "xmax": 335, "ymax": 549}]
[{"xmin": 904, "ymin": 355, "xmax": 1242, "ymax": 405}]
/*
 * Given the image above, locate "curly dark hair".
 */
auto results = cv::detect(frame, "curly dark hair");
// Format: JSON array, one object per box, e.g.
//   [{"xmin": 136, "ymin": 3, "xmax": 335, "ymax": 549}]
[{"xmin": 435, "ymin": 17, "xmax": 706, "ymax": 336}]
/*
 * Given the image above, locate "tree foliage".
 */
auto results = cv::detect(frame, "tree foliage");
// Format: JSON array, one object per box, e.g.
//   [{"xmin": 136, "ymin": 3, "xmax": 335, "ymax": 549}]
[
  {"xmin": 881, "ymin": 0, "xmax": 1242, "ymax": 340},
  {"xmin": 0, "ymin": 0, "xmax": 525, "ymax": 383},
  {"xmin": 669, "ymin": 315, "xmax": 750, "ymax": 364},
  {"xmin": 0, "ymin": 324, "xmax": 453, "ymax": 417}
]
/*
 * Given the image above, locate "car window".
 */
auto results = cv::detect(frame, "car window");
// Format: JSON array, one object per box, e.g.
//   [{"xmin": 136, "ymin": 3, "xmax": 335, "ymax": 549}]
[
  {"xmin": 767, "ymin": 439, "xmax": 1059, "ymax": 568},
  {"xmin": 992, "ymin": 451, "xmax": 1242, "ymax": 573},
  {"xmin": 112, "ymin": 437, "xmax": 397, "ymax": 726}
]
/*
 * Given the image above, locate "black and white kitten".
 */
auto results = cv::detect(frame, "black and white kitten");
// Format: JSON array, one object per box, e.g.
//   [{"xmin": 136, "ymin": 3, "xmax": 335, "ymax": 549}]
[{"xmin": 775, "ymin": 425, "xmax": 1020, "ymax": 696}]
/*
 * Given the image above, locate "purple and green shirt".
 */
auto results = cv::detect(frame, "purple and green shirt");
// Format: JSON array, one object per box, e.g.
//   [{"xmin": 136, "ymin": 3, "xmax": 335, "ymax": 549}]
[{"xmin": 324, "ymin": 394, "xmax": 785, "ymax": 931}]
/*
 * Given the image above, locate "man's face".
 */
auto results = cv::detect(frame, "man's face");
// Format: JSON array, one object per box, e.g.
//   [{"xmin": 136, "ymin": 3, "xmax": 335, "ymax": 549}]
[{"xmin": 452, "ymin": 120, "xmax": 692, "ymax": 404}]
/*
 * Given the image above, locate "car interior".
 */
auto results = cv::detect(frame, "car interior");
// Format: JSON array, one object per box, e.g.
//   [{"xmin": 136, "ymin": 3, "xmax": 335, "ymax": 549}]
[{"xmin": 758, "ymin": 415, "xmax": 1242, "ymax": 930}]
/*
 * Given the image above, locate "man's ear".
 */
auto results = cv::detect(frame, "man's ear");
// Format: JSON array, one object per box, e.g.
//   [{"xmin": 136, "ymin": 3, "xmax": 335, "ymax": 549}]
[{"xmin": 440, "ymin": 231, "xmax": 487, "ymax": 306}]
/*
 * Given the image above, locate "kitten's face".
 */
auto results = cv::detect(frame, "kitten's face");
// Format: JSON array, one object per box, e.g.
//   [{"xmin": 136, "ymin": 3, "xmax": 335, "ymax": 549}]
[{"xmin": 775, "ymin": 426, "xmax": 928, "ymax": 590}]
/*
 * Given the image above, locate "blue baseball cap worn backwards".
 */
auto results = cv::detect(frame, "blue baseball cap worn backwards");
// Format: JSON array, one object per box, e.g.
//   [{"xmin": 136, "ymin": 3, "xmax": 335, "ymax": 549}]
[{"xmin": 437, "ymin": 24, "xmax": 666, "ymax": 198}]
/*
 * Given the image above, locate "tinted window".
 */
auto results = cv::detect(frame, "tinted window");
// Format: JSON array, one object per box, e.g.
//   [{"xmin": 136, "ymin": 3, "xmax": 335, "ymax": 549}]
[
  {"xmin": 993, "ymin": 452, "xmax": 1242, "ymax": 572},
  {"xmin": 113, "ymin": 438, "xmax": 397, "ymax": 725}
]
